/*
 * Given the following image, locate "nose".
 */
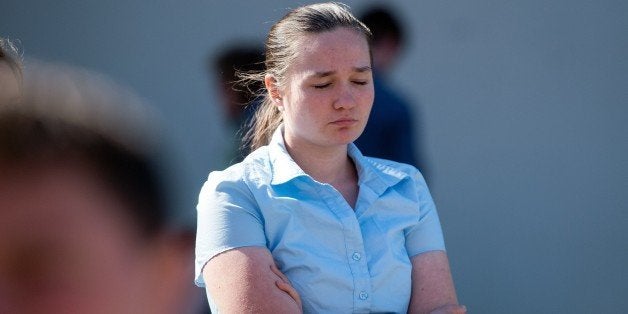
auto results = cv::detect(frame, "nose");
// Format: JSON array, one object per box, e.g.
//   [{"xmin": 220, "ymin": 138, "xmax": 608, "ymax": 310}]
[{"xmin": 333, "ymin": 83, "xmax": 356, "ymax": 110}]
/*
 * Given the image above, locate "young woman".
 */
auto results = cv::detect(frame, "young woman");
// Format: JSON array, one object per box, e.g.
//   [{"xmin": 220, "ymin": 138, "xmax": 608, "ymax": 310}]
[{"xmin": 195, "ymin": 3, "xmax": 465, "ymax": 313}]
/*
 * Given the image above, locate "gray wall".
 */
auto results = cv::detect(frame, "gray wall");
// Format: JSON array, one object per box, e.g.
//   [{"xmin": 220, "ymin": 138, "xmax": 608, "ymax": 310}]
[{"xmin": 3, "ymin": 0, "xmax": 627, "ymax": 312}]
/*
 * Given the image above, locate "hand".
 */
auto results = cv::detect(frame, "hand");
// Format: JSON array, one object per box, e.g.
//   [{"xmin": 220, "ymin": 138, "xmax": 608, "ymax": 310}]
[
  {"xmin": 270, "ymin": 264, "xmax": 302, "ymax": 310},
  {"xmin": 429, "ymin": 304, "xmax": 467, "ymax": 314}
]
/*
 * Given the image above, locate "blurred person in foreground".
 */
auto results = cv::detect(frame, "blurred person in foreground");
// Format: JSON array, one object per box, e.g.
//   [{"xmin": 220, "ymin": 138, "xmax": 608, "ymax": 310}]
[
  {"xmin": 210, "ymin": 44, "xmax": 265, "ymax": 165},
  {"xmin": 0, "ymin": 38, "xmax": 22, "ymax": 105},
  {"xmin": 354, "ymin": 5, "xmax": 430, "ymax": 177},
  {"xmin": 0, "ymin": 62, "xmax": 197, "ymax": 314}
]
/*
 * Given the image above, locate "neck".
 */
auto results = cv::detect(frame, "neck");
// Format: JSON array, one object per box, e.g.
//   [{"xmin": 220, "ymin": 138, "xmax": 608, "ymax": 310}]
[
  {"xmin": 286, "ymin": 141, "xmax": 359, "ymax": 209},
  {"xmin": 282, "ymin": 131, "xmax": 360, "ymax": 208},
  {"xmin": 285, "ymin": 140, "xmax": 352, "ymax": 185}
]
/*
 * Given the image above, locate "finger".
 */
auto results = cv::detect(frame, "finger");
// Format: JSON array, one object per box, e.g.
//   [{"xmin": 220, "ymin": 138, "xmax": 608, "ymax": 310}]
[
  {"xmin": 270, "ymin": 263, "xmax": 290, "ymax": 283},
  {"xmin": 275, "ymin": 280, "xmax": 302, "ymax": 308},
  {"xmin": 269, "ymin": 264, "xmax": 302, "ymax": 308}
]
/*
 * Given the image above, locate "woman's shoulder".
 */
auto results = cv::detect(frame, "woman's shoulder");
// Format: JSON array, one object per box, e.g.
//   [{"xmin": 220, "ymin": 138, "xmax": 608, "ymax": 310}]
[
  {"xmin": 363, "ymin": 156, "xmax": 423, "ymax": 179},
  {"xmin": 359, "ymin": 155, "xmax": 432, "ymax": 196},
  {"xmin": 205, "ymin": 145, "xmax": 273, "ymax": 187}
]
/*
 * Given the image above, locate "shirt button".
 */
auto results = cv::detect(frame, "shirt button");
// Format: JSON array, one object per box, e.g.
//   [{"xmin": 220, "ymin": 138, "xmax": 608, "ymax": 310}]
[
  {"xmin": 352, "ymin": 252, "xmax": 362, "ymax": 261},
  {"xmin": 359, "ymin": 291, "xmax": 369, "ymax": 300}
]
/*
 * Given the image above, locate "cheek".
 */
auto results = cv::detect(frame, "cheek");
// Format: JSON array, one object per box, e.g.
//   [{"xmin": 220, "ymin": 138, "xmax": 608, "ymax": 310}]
[
  {"xmin": 358, "ymin": 87, "xmax": 375, "ymax": 112},
  {"xmin": 1, "ymin": 218, "xmax": 148, "ymax": 312},
  {"xmin": 0, "ymin": 169, "xmax": 156, "ymax": 312},
  {"xmin": 284, "ymin": 89, "xmax": 317, "ymax": 120},
  {"xmin": 2, "ymin": 240, "xmax": 147, "ymax": 313}
]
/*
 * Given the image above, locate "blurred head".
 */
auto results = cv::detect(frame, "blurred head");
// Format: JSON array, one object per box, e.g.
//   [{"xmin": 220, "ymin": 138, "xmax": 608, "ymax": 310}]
[
  {"xmin": 359, "ymin": 6, "xmax": 406, "ymax": 72},
  {"xmin": 0, "ymin": 63, "xmax": 194, "ymax": 314},
  {"xmin": 0, "ymin": 38, "xmax": 22, "ymax": 105},
  {"xmin": 242, "ymin": 2, "xmax": 373, "ymax": 152},
  {"xmin": 211, "ymin": 44, "xmax": 264, "ymax": 123}
]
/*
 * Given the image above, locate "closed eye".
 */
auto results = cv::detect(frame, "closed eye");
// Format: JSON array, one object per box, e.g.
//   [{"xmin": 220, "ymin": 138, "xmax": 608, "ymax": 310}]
[
  {"xmin": 314, "ymin": 83, "xmax": 332, "ymax": 89},
  {"xmin": 352, "ymin": 81, "xmax": 368, "ymax": 85}
]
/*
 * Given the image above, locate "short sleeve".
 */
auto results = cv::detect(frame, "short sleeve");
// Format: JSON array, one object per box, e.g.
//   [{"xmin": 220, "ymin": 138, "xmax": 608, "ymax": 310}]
[
  {"xmin": 404, "ymin": 172, "xmax": 446, "ymax": 257},
  {"xmin": 194, "ymin": 170, "xmax": 267, "ymax": 287}
]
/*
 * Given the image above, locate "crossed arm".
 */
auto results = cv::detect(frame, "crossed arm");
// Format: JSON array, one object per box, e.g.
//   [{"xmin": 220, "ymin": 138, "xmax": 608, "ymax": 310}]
[
  {"xmin": 201, "ymin": 246, "xmax": 302, "ymax": 313},
  {"xmin": 409, "ymin": 251, "xmax": 466, "ymax": 314},
  {"xmin": 202, "ymin": 247, "xmax": 464, "ymax": 314}
]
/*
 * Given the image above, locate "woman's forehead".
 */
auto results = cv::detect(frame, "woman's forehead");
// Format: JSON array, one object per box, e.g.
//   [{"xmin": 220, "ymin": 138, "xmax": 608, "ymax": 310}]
[
  {"xmin": 296, "ymin": 27, "xmax": 368, "ymax": 52},
  {"xmin": 289, "ymin": 28, "xmax": 370, "ymax": 72}
]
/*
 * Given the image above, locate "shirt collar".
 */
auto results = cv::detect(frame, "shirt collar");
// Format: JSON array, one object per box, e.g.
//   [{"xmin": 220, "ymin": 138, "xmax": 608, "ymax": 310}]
[
  {"xmin": 268, "ymin": 125, "xmax": 410, "ymax": 193},
  {"xmin": 348, "ymin": 143, "xmax": 410, "ymax": 196},
  {"xmin": 268, "ymin": 125, "xmax": 308, "ymax": 185}
]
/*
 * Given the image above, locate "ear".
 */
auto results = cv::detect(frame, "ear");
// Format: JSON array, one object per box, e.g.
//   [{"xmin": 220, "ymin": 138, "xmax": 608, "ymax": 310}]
[{"xmin": 264, "ymin": 74, "xmax": 283, "ymax": 105}]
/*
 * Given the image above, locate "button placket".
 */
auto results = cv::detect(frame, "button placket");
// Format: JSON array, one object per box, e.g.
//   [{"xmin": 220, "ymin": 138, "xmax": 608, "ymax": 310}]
[
  {"xmin": 352, "ymin": 252, "xmax": 362, "ymax": 261},
  {"xmin": 359, "ymin": 291, "xmax": 369, "ymax": 300},
  {"xmin": 318, "ymin": 183, "xmax": 372, "ymax": 311}
]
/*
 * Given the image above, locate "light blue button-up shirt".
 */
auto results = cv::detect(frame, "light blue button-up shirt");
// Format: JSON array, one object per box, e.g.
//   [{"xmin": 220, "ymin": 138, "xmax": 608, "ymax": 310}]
[{"xmin": 195, "ymin": 127, "xmax": 445, "ymax": 313}]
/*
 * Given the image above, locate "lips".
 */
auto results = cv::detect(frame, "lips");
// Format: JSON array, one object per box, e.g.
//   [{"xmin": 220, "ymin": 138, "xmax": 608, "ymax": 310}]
[{"xmin": 330, "ymin": 118, "xmax": 358, "ymax": 127}]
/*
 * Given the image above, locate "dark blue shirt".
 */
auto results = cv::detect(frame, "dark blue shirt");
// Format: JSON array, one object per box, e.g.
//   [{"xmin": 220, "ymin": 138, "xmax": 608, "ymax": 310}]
[{"xmin": 355, "ymin": 75, "xmax": 426, "ymax": 173}]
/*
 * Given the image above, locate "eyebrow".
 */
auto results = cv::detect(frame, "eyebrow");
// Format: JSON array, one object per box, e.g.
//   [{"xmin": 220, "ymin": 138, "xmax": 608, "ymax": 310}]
[{"xmin": 312, "ymin": 66, "xmax": 372, "ymax": 78}]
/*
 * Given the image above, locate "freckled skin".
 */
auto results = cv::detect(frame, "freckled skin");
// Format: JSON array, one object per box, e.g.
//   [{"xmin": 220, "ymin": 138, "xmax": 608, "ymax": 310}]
[{"xmin": 279, "ymin": 27, "xmax": 375, "ymax": 154}]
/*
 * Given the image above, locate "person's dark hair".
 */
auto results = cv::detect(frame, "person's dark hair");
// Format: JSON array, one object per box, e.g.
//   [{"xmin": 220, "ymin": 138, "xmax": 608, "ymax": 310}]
[
  {"xmin": 0, "ymin": 63, "xmax": 173, "ymax": 239},
  {"xmin": 240, "ymin": 2, "xmax": 372, "ymax": 152},
  {"xmin": 212, "ymin": 44, "xmax": 265, "ymax": 105},
  {"xmin": 359, "ymin": 6, "xmax": 405, "ymax": 46}
]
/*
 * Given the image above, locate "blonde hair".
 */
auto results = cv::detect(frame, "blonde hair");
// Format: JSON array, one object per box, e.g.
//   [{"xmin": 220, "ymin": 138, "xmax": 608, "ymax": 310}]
[{"xmin": 239, "ymin": 2, "xmax": 371, "ymax": 153}]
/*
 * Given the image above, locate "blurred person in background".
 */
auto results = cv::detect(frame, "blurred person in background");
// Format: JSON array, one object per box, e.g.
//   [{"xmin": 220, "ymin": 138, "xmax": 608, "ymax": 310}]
[
  {"xmin": 0, "ymin": 62, "xmax": 198, "ymax": 314},
  {"xmin": 354, "ymin": 5, "xmax": 430, "ymax": 178},
  {"xmin": 210, "ymin": 44, "xmax": 265, "ymax": 165},
  {"xmin": 0, "ymin": 37, "xmax": 22, "ymax": 105}
]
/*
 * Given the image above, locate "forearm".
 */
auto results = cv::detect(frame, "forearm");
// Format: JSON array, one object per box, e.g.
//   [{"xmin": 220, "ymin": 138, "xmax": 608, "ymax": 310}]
[
  {"xmin": 408, "ymin": 251, "xmax": 461, "ymax": 314},
  {"xmin": 203, "ymin": 247, "xmax": 302, "ymax": 313}
]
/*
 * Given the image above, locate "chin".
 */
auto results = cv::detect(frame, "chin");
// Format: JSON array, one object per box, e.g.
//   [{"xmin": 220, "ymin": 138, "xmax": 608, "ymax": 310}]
[
  {"xmin": 316, "ymin": 124, "xmax": 364, "ymax": 146},
  {"xmin": 335, "ymin": 131, "xmax": 362, "ymax": 145},
  {"xmin": 347, "ymin": 125, "xmax": 366, "ymax": 142}
]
